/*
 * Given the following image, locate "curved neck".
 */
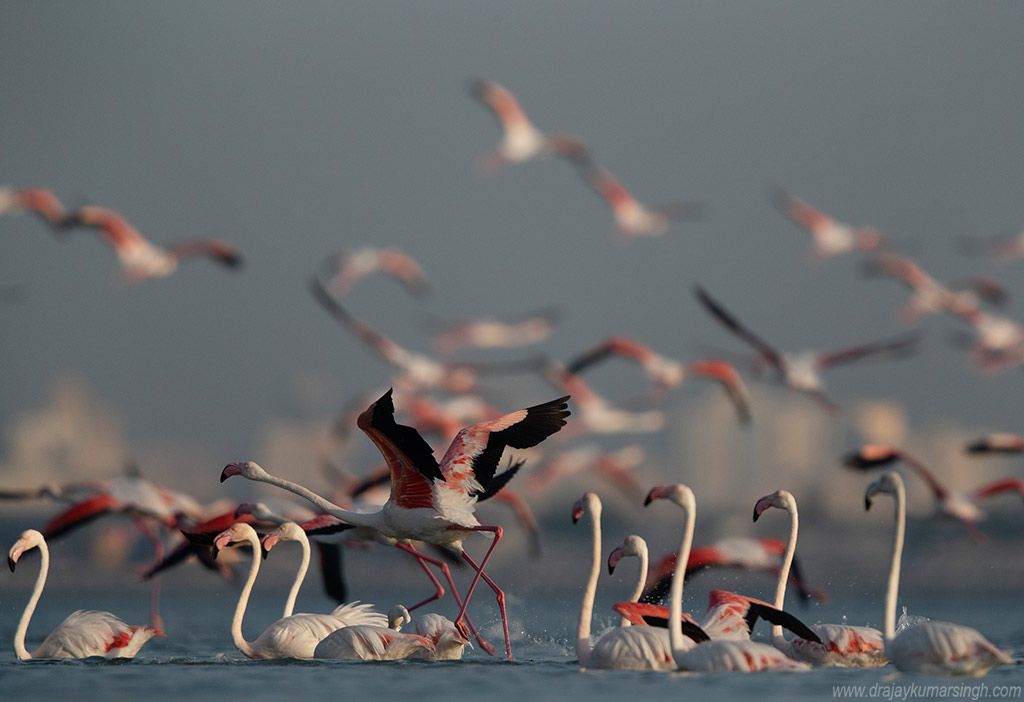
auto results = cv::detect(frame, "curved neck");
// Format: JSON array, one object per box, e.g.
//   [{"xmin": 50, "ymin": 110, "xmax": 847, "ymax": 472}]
[
  {"xmin": 14, "ymin": 540, "xmax": 49, "ymax": 661},
  {"xmin": 619, "ymin": 544, "xmax": 649, "ymax": 627},
  {"xmin": 576, "ymin": 505, "xmax": 601, "ymax": 667},
  {"xmin": 668, "ymin": 500, "xmax": 696, "ymax": 666},
  {"xmin": 282, "ymin": 534, "xmax": 311, "ymax": 618},
  {"xmin": 231, "ymin": 532, "xmax": 262, "ymax": 658},
  {"xmin": 771, "ymin": 500, "xmax": 799, "ymax": 644},
  {"xmin": 883, "ymin": 482, "xmax": 906, "ymax": 642},
  {"xmin": 254, "ymin": 472, "xmax": 379, "ymax": 530}
]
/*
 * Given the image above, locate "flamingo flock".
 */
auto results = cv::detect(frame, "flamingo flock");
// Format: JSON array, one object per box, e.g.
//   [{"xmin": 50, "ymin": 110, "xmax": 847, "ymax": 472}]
[{"xmin": 3, "ymin": 73, "xmax": 1022, "ymax": 684}]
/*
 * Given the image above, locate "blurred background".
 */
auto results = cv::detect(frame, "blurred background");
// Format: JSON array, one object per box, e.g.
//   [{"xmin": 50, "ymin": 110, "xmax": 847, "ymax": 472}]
[{"xmin": 1, "ymin": 1, "xmax": 1022, "ymax": 613}]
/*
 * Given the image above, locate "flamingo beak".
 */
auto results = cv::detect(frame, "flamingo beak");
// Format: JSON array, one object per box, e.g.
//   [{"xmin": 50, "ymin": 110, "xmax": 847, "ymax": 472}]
[
  {"xmin": 607, "ymin": 547, "xmax": 624, "ymax": 575},
  {"xmin": 644, "ymin": 486, "xmax": 667, "ymax": 506},
  {"xmin": 7, "ymin": 543, "xmax": 25, "ymax": 572},
  {"xmin": 7, "ymin": 556, "xmax": 15, "ymax": 572},
  {"xmin": 263, "ymin": 533, "xmax": 280, "ymax": 553},
  {"xmin": 571, "ymin": 502, "xmax": 584, "ymax": 524},
  {"xmin": 212, "ymin": 531, "xmax": 233, "ymax": 557},
  {"xmin": 752, "ymin": 496, "xmax": 773, "ymax": 522},
  {"xmin": 220, "ymin": 463, "xmax": 243, "ymax": 482}
]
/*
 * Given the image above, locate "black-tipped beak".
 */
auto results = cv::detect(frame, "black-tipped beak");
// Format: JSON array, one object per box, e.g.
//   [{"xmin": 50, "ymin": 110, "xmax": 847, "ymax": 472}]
[
  {"xmin": 571, "ymin": 512, "xmax": 582, "ymax": 525},
  {"xmin": 752, "ymin": 509, "xmax": 761, "ymax": 523},
  {"xmin": 864, "ymin": 497, "xmax": 873, "ymax": 511},
  {"xmin": 8, "ymin": 556, "xmax": 15, "ymax": 572},
  {"xmin": 260, "ymin": 545, "xmax": 269, "ymax": 560}
]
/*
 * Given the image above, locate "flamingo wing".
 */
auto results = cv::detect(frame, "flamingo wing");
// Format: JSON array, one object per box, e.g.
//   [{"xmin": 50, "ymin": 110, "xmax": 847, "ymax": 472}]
[
  {"xmin": 42, "ymin": 494, "xmax": 121, "ymax": 540},
  {"xmin": 694, "ymin": 286, "xmax": 785, "ymax": 372},
  {"xmin": 816, "ymin": 332, "xmax": 921, "ymax": 368},
  {"xmin": 769, "ymin": 186, "xmax": 832, "ymax": 233}
]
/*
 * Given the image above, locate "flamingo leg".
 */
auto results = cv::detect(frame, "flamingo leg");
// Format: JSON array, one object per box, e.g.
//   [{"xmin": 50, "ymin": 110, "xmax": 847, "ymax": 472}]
[
  {"xmin": 132, "ymin": 517, "xmax": 166, "ymax": 635},
  {"xmin": 396, "ymin": 542, "xmax": 495, "ymax": 656},
  {"xmin": 452, "ymin": 526, "xmax": 510, "ymax": 659}
]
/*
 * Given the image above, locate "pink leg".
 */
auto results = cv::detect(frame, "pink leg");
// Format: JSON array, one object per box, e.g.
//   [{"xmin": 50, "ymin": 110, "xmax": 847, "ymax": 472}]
[
  {"xmin": 452, "ymin": 525, "xmax": 510, "ymax": 659},
  {"xmin": 396, "ymin": 542, "xmax": 495, "ymax": 656},
  {"xmin": 133, "ymin": 517, "xmax": 166, "ymax": 635}
]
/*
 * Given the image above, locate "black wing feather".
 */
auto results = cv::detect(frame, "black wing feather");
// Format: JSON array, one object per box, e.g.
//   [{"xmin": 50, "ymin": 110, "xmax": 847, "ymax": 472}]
[
  {"xmin": 472, "ymin": 396, "xmax": 570, "ymax": 491},
  {"xmin": 744, "ymin": 602, "xmax": 822, "ymax": 644},
  {"xmin": 368, "ymin": 389, "xmax": 444, "ymax": 482}
]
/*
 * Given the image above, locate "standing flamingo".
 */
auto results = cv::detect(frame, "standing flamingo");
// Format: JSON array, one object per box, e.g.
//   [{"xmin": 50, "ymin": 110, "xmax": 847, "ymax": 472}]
[
  {"xmin": 64, "ymin": 205, "xmax": 242, "ymax": 281},
  {"xmin": 7, "ymin": 529, "xmax": 161, "ymax": 660},
  {"xmin": 752, "ymin": 489, "xmax": 886, "ymax": 667},
  {"xmin": 572, "ymin": 492, "xmax": 708, "ymax": 671},
  {"xmin": 221, "ymin": 389, "xmax": 570, "ymax": 659},
  {"xmin": 578, "ymin": 163, "xmax": 703, "ymax": 241},
  {"xmin": 212, "ymin": 522, "xmax": 386, "ymax": 659},
  {"xmin": 770, "ymin": 187, "xmax": 883, "ymax": 259},
  {"xmin": 695, "ymin": 285, "xmax": 919, "ymax": 412},
  {"xmin": 467, "ymin": 79, "xmax": 588, "ymax": 173},
  {"xmin": 0, "ymin": 187, "xmax": 70, "ymax": 231},
  {"xmin": 864, "ymin": 472, "xmax": 1012, "ymax": 674}
]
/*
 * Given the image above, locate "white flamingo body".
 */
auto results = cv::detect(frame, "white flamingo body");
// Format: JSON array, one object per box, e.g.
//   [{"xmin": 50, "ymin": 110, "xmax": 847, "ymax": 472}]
[
  {"xmin": 7, "ymin": 530, "xmax": 159, "ymax": 661},
  {"xmin": 387, "ymin": 606, "xmax": 470, "ymax": 660},
  {"xmin": 313, "ymin": 624, "xmax": 435, "ymax": 661}
]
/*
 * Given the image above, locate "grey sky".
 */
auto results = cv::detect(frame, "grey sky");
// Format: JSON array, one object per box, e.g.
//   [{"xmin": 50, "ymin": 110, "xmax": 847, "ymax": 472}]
[{"xmin": 3, "ymin": 1, "xmax": 1024, "ymax": 471}]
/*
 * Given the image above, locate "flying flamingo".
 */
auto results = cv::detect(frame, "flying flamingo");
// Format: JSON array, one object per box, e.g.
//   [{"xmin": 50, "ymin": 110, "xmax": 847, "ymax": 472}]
[
  {"xmin": 565, "ymin": 335, "xmax": 751, "ymax": 422},
  {"xmin": 425, "ymin": 306, "xmax": 560, "ymax": 354},
  {"xmin": 639, "ymin": 536, "xmax": 827, "ymax": 607},
  {"xmin": 641, "ymin": 485, "xmax": 811, "ymax": 672},
  {"xmin": 320, "ymin": 247, "xmax": 430, "ymax": 299},
  {"xmin": 212, "ymin": 522, "xmax": 386, "ymax": 659},
  {"xmin": 972, "ymin": 478, "xmax": 1024, "ymax": 505},
  {"xmin": 221, "ymin": 389, "xmax": 570, "ymax": 659},
  {"xmin": 843, "ymin": 445, "xmax": 987, "ymax": 541},
  {"xmin": 958, "ymin": 230, "xmax": 1024, "ymax": 264},
  {"xmin": 64, "ymin": 205, "xmax": 242, "ymax": 282},
  {"xmin": 753, "ymin": 489, "xmax": 886, "ymax": 667},
  {"xmin": 386, "ymin": 604, "xmax": 471, "ymax": 660},
  {"xmin": 864, "ymin": 471, "xmax": 1012, "ymax": 674},
  {"xmin": 770, "ymin": 187, "xmax": 883, "ymax": 260},
  {"xmin": 578, "ymin": 163, "xmax": 704, "ymax": 241},
  {"xmin": 572, "ymin": 492, "xmax": 709, "ymax": 671},
  {"xmin": 542, "ymin": 359, "xmax": 665, "ymax": 436},
  {"xmin": 527, "ymin": 444, "xmax": 647, "ymax": 501},
  {"xmin": 695, "ymin": 285, "xmax": 920, "ymax": 412},
  {"xmin": 7, "ymin": 529, "xmax": 162, "ymax": 660},
  {"xmin": 467, "ymin": 78, "xmax": 588, "ymax": 173},
  {"xmin": 0, "ymin": 187, "xmax": 70, "ymax": 231},
  {"xmin": 606, "ymin": 534, "xmax": 650, "ymax": 627},
  {"xmin": 966, "ymin": 432, "xmax": 1024, "ymax": 455}
]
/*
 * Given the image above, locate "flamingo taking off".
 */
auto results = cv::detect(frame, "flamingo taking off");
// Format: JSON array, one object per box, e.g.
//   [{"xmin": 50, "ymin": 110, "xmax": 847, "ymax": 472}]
[
  {"xmin": 695, "ymin": 285, "xmax": 920, "ymax": 412},
  {"xmin": 578, "ymin": 163, "xmax": 704, "ymax": 241},
  {"xmin": 64, "ymin": 205, "xmax": 242, "ymax": 282},
  {"xmin": 753, "ymin": 489, "xmax": 886, "ymax": 667},
  {"xmin": 221, "ymin": 389, "xmax": 570, "ymax": 659},
  {"xmin": 7, "ymin": 529, "xmax": 162, "ymax": 660},
  {"xmin": 467, "ymin": 78, "xmax": 588, "ymax": 173},
  {"xmin": 320, "ymin": 247, "xmax": 430, "ymax": 299},
  {"xmin": 770, "ymin": 187, "xmax": 883, "ymax": 260},
  {"xmin": 864, "ymin": 472, "xmax": 1012, "ymax": 675},
  {"xmin": 0, "ymin": 187, "xmax": 71, "ymax": 231},
  {"xmin": 212, "ymin": 522, "xmax": 386, "ymax": 659}
]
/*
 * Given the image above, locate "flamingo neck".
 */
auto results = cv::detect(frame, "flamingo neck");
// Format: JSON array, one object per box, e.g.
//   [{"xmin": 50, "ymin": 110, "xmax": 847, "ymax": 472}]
[
  {"xmin": 576, "ymin": 503, "xmax": 602, "ymax": 668},
  {"xmin": 254, "ymin": 472, "xmax": 380, "ymax": 531},
  {"xmin": 668, "ymin": 500, "xmax": 696, "ymax": 667},
  {"xmin": 282, "ymin": 533, "xmax": 311, "ymax": 618},
  {"xmin": 13, "ymin": 539, "xmax": 49, "ymax": 661},
  {"xmin": 883, "ymin": 481, "xmax": 906, "ymax": 642},
  {"xmin": 231, "ymin": 531, "xmax": 261, "ymax": 659},
  {"xmin": 771, "ymin": 499, "xmax": 799, "ymax": 645},
  {"xmin": 620, "ymin": 543, "xmax": 648, "ymax": 627}
]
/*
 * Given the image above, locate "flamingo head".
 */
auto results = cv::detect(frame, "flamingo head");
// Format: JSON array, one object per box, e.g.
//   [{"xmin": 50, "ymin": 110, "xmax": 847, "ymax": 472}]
[
  {"xmin": 753, "ymin": 489, "xmax": 795, "ymax": 522},
  {"xmin": 212, "ymin": 522, "xmax": 258, "ymax": 557},
  {"xmin": 220, "ymin": 461, "xmax": 268, "ymax": 483},
  {"xmin": 388, "ymin": 604, "xmax": 411, "ymax": 630},
  {"xmin": 864, "ymin": 471, "xmax": 904, "ymax": 511},
  {"xmin": 607, "ymin": 534, "xmax": 646, "ymax": 575},
  {"xmin": 843, "ymin": 444, "xmax": 901, "ymax": 470},
  {"xmin": 571, "ymin": 492, "xmax": 600, "ymax": 524},
  {"xmin": 262, "ymin": 522, "xmax": 305, "ymax": 554},
  {"xmin": 7, "ymin": 529, "xmax": 44, "ymax": 572},
  {"xmin": 644, "ymin": 484, "xmax": 695, "ymax": 511}
]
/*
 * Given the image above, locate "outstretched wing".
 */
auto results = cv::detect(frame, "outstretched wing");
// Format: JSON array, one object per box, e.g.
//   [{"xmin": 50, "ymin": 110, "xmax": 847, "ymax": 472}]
[
  {"xmin": 817, "ymin": 332, "xmax": 921, "ymax": 368},
  {"xmin": 694, "ymin": 286, "xmax": 785, "ymax": 371}
]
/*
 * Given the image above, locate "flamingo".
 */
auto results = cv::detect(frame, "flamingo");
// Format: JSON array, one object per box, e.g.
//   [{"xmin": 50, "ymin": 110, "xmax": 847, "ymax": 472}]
[
  {"xmin": 640, "ymin": 536, "xmax": 827, "ymax": 607},
  {"xmin": 542, "ymin": 359, "xmax": 665, "ymax": 436},
  {"xmin": 695, "ymin": 285, "xmax": 920, "ymax": 412},
  {"xmin": 425, "ymin": 306, "xmax": 559, "ymax": 354},
  {"xmin": 312, "ymin": 620, "xmax": 435, "ymax": 661},
  {"xmin": 752, "ymin": 489, "xmax": 886, "ymax": 667},
  {"xmin": 211, "ymin": 522, "xmax": 386, "ymax": 659},
  {"xmin": 64, "ymin": 205, "xmax": 242, "ymax": 282},
  {"xmin": 972, "ymin": 478, "xmax": 1024, "ymax": 505},
  {"xmin": 958, "ymin": 230, "xmax": 1024, "ymax": 264},
  {"xmin": 565, "ymin": 335, "xmax": 751, "ymax": 422},
  {"xmin": 467, "ymin": 78, "xmax": 588, "ymax": 173},
  {"xmin": 7, "ymin": 529, "xmax": 161, "ymax": 660},
  {"xmin": 770, "ymin": 187, "xmax": 883, "ymax": 260},
  {"xmin": 321, "ymin": 247, "xmax": 430, "ymax": 299},
  {"xmin": 643, "ymin": 485, "xmax": 811, "ymax": 672},
  {"xmin": 606, "ymin": 535, "xmax": 650, "ymax": 627},
  {"xmin": 577, "ymin": 163, "xmax": 703, "ymax": 241},
  {"xmin": 843, "ymin": 445, "xmax": 987, "ymax": 541},
  {"xmin": 864, "ymin": 471, "xmax": 1012, "ymax": 674},
  {"xmin": 387, "ymin": 604, "xmax": 471, "ymax": 660},
  {"xmin": 572, "ymin": 492, "xmax": 709, "ymax": 671},
  {"xmin": 966, "ymin": 432, "xmax": 1024, "ymax": 455},
  {"xmin": 527, "ymin": 444, "xmax": 647, "ymax": 501},
  {"xmin": 220, "ymin": 389, "xmax": 570, "ymax": 659},
  {"xmin": 0, "ymin": 187, "xmax": 70, "ymax": 231}
]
